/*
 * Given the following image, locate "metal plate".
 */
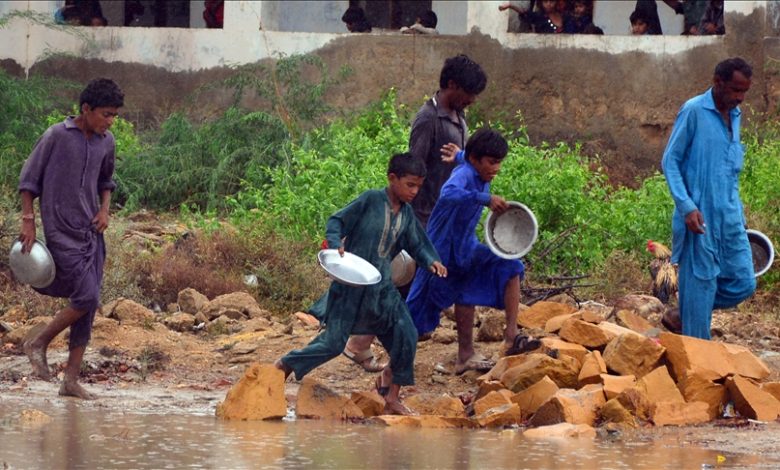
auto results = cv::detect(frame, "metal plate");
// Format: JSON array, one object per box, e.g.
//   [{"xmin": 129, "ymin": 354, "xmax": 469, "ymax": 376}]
[
  {"xmin": 390, "ymin": 250, "xmax": 416, "ymax": 287},
  {"xmin": 318, "ymin": 249, "xmax": 381, "ymax": 287},
  {"xmin": 746, "ymin": 229, "xmax": 774, "ymax": 278},
  {"xmin": 484, "ymin": 201, "xmax": 538, "ymax": 260},
  {"xmin": 9, "ymin": 239, "xmax": 56, "ymax": 288}
]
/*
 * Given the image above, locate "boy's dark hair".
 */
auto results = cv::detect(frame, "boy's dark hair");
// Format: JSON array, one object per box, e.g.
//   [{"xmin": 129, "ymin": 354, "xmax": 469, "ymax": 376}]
[
  {"xmin": 439, "ymin": 54, "xmax": 487, "ymax": 95},
  {"xmin": 342, "ymin": 6, "xmax": 367, "ymax": 24},
  {"xmin": 79, "ymin": 78, "xmax": 124, "ymax": 109},
  {"xmin": 714, "ymin": 57, "xmax": 752, "ymax": 81},
  {"xmin": 388, "ymin": 152, "xmax": 427, "ymax": 178},
  {"xmin": 465, "ymin": 128, "xmax": 508, "ymax": 161},
  {"xmin": 629, "ymin": 9, "xmax": 650, "ymax": 26},
  {"xmin": 419, "ymin": 10, "xmax": 437, "ymax": 29}
]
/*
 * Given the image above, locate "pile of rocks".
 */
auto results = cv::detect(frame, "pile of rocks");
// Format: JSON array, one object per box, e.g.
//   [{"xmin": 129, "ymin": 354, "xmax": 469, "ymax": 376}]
[{"xmin": 216, "ymin": 296, "xmax": 780, "ymax": 438}]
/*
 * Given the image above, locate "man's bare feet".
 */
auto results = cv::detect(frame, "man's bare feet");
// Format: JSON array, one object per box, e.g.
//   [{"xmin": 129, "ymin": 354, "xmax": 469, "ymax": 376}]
[
  {"xmin": 274, "ymin": 358, "xmax": 293, "ymax": 379},
  {"xmin": 23, "ymin": 340, "xmax": 51, "ymax": 381},
  {"xmin": 59, "ymin": 380, "xmax": 97, "ymax": 400}
]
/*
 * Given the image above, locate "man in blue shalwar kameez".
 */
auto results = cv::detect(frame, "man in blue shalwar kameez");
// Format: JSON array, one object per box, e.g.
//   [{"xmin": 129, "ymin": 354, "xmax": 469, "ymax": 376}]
[
  {"xmin": 407, "ymin": 129, "xmax": 527, "ymax": 374},
  {"xmin": 662, "ymin": 57, "xmax": 756, "ymax": 340},
  {"xmin": 19, "ymin": 78, "xmax": 124, "ymax": 399},
  {"xmin": 276, "ymin": 153, "xmax": 447, "ymax": 415}
]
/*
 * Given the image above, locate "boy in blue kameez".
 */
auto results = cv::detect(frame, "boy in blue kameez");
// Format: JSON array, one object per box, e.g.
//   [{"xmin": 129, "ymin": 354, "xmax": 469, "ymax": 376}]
[
  {"xmin": 275, "ymin": 153, "xmax": 447, "ymax": 415},
  {"xmin": 407, "ymin": 129, "xmax": 527, "ymax": 375}
]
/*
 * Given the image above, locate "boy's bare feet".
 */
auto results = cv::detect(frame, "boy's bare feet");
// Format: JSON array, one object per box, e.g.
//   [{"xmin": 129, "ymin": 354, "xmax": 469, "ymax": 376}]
[
  {"xmin": 383, "ymin": 400, "xmax": 418, "ymax": 416},
  {"xmin": 23, "ymin": 340, "xmax": 51, "ymax": 381},
  {"xmin": 274, "ymin": 358, "xmax": 293, "ymax": 379},
  {"xmin": 59, "ymin": 380, "xmax": 97, "ymax": 400}
]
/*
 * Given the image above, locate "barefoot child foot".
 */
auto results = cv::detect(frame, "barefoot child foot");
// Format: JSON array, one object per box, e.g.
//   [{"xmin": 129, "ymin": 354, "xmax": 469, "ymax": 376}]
[
  {"xmin": 23, "ymin": 339, "xmax": 51, "ymax": 381},
  {"xmin": 59, "ymin": 380, "xmax": 97, "ymax": 400}
]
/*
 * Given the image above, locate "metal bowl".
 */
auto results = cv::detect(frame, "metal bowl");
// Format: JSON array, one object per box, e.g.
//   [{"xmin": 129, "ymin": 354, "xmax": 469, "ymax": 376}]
[
  {"xmin": 318, "ymin": 249, "xmax": 381, "ymax": 287},
  {"xmin": 484, "ymin": 201, "xmax": 539, "ymax": 260},
  {"xmin": 9, "ymin": 239, "xmax": 56, "ymax": 288},
  {"xmin": 747, "ymin": 229, "xmax": 774, "ymax": 278},
  {"xmin": 390, "ymin": 250, "xmax": 416, "ymax": 287}
]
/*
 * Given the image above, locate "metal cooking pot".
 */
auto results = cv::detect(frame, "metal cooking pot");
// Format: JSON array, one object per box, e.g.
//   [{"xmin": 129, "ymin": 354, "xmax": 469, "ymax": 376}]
[
  {"xmin": 390, "ymin": 250, "xmax": 416, "ymax": 287},
  {"xmin": 9, "ymin": 239, "xmax": 56, "ymax": 288}
]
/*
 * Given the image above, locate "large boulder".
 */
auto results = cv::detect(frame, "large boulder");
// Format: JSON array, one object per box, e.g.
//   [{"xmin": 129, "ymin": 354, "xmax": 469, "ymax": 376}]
[
  {"xmin": 602, "ymin": 333, "xmax": 665, "ymax": 379},
  {"xmin": 659, "ymin": 332, "xmax": 770, "ymax": 382},
  {"xmin": 523, "ymin": 423, "xmax": 596, "ymax": 439},
  {"xmin": 202, "ymin": 292, "xmax": 259, "ymax": 320},
  {"xmin": 476, "ymin": 311, "xmax": 505, "ymax": 342},
  {"xmin": 725, "ymin": 375, "xmax": 780, "ymax": 421},
  {"xmin": 518, "ymin": 302, "xmax": 577, "ymax": 329},
  {"xmin": 111, "ymin": 299, "xmax": 155, "ymax": 326},
  {"xmin": 559, "ymin": 318, "xmax": 613, "ymax": 349},
  {"xmin": 295, "ymin": 378, "xmax": 363, "ymax": 420},
  {"xmin": 177, "ymin": 288, "xmax": 209, "ymax": 314},
  {"xmin": 612, "ymin": 294, "xmax": 665, "ymax": 319},
  {"xmin": 511, "ymin": 375, "xmax": 560, "ymax": 419},
  {"xmin": 215, "ymin": 363, "xmax": 286, "ymax": 420},
  {"xmin": 500, "ymin": 353, "xmax": 580, "ymax": 392},
  {"xmin": 529, "ymin": 387, "xmax": 606, "ymax": 427},
  {"xmin": 163, "ymin": 312, "xmax": 196, "ymax": 332},
  {"xmin": 404, "ymin": 394, "xmax": 467, "ymax": 418}
]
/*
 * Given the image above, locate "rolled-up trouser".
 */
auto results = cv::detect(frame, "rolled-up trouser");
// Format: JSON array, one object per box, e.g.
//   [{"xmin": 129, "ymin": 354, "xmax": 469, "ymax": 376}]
[
  {"xmin": 281, "ymin": 309, "xmax": 418, "ymax": 386},
  {"xmin": 679, "ymin": 260, "xmax": 756, "ymax": 340}
]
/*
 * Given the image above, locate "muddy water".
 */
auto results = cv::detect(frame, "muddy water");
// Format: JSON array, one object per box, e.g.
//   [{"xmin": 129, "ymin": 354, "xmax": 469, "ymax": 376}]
[{"xmin": 0, "ymin": 399, "xmax": 773, "ymax": 470}]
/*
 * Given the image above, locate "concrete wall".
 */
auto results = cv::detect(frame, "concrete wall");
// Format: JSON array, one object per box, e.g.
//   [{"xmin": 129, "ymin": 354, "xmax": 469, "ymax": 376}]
[{"xmin": 0, "ymin": 1, "xmax": 776, "ymax": 184}]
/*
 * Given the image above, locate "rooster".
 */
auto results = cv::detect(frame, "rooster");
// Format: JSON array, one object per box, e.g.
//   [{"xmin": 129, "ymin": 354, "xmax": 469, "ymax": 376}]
[{"xmin": 646, "ymin": 240, "xmax": 678, "ymax": 305}]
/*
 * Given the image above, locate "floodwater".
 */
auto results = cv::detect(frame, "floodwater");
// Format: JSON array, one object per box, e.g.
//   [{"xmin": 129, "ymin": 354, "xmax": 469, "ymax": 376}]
[{"xmin": 0, "ymin": 398, "xmax": 775, "ymax": 470}]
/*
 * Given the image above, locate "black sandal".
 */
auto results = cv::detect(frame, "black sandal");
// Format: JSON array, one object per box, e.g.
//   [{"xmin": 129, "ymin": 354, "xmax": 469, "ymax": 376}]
[
  {"xmin": 375, "ymin": 375, "xmax": 389, "ymax": 397},
  {"xmin": 505, "ymin": 334, "xmax": 542, "ymax": 357}
]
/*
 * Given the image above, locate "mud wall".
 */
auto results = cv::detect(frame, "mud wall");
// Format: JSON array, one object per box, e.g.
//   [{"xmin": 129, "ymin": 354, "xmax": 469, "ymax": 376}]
[{"xmin": 6, "ymin": 6, "xmax": 778, "ymax": 185}]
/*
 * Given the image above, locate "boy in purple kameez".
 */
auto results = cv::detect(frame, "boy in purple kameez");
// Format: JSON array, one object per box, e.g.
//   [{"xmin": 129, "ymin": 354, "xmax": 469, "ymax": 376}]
[{"xmin": 18, "ymin": 78, "xmax": 124, "ymax": 400}]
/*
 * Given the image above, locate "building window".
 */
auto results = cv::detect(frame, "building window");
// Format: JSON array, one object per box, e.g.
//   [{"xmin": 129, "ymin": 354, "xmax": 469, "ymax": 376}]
[{"xmin": 350, "ymin": 0, "xmax": 433, "ymax": 30}]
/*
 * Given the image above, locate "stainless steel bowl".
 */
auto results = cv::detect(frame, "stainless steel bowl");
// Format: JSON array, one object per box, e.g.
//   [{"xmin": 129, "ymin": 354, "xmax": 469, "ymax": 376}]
[
  {"xmin": 9, "ymin": 239, "xmax": 56, "ymax": 288},
  {"xmin": 747, "ymin": 229, "xmax": 774, "ymax": 278},
  {"xmin": 390, "ymin": 250, "xmax": 416, "ymax": 287},
  {"xmin": 318, "ymin": 249, "xmax": 381, "ymax": 287},
  {"xmin": 484, "ymin": 201, "xmax": 539, "ymax": 260}
]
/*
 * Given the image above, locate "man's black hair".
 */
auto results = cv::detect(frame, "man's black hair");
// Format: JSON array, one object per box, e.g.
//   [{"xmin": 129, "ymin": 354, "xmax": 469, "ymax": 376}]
[
  {"xmin": 439, "ymin": 54, "xmax": 487, "ymax": 95},
  {"xmin": 79, "ymin": 78, "xmax": 124, "ymax": 109},
  {"xmin": 419, "ymin": 10, "xmax": 437, "ymax": 29},
  {"xmin": 714, "ymin": 57, "xmax": 753, "ymax": 81},
  {"xmin": 342, "ymin": 6, "xmax": 367, "ymax": 24},
  {"xmin": 629, "ymin": 9, "xmax": 650, "ymax": 26},
  {"xmin": 465, "ymin": 128, "xmax": 509, "ymax": 162},
  {"xmin": 388, "ymin": 152, "xmax": 427, "ymax": 178}
]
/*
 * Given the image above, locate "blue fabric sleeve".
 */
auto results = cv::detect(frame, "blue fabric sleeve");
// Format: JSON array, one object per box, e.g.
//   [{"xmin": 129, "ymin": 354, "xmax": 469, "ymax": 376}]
[
  {"xmin": 662, "ymin": 104, "xmax": 698, "ymax": 217},
  {"xmin": 439, "ymin": 167, "xmax": 492, "ymax": 206}
]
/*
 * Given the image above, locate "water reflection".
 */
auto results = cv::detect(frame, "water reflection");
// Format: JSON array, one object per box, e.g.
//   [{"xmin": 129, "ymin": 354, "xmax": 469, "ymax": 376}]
[{"xmin": 0, "ymin": 400, "xmax": 772, "ymax": 469}]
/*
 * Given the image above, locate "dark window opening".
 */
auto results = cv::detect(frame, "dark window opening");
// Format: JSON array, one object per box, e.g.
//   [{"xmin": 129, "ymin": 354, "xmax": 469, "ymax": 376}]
[{"xmin": 349, "ymin": 0, "xmax": 433, "ymax": 30}]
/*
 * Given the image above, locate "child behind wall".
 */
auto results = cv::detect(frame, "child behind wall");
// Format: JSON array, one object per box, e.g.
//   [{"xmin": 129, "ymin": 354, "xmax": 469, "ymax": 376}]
[{"xmin": 400, "ymin": 9, "xmax": 439, "ymax": 35}]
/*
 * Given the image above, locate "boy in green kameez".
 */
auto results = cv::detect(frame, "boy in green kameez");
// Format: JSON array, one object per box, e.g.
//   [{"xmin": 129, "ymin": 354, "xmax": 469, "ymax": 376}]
[{"xmin": 275, "ymin": 153, "xmax": 447, "ymax": 415}]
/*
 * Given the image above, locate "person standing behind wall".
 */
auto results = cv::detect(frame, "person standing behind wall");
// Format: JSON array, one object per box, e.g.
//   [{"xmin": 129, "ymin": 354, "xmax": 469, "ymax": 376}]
[
  {"xmin": 409, "ymin": 54, "xmax": 487, "ymax": 228},
  {"xmin": 661, "ymin": 57, "xmax": 756, "ymax": 339}
]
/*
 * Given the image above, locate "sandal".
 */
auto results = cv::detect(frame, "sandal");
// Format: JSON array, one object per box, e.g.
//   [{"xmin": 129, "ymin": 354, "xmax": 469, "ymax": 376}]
[
  {"xmin": 343, "ymin": 348, "xmax": 386, "ymax": 373},
  {"xmin": 454, "ymin": 354, "xmax": 495, "ymax": 375},
  {"xmin": 504, "ymin": 334, "xmax": 542, "ymax": 357}
]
